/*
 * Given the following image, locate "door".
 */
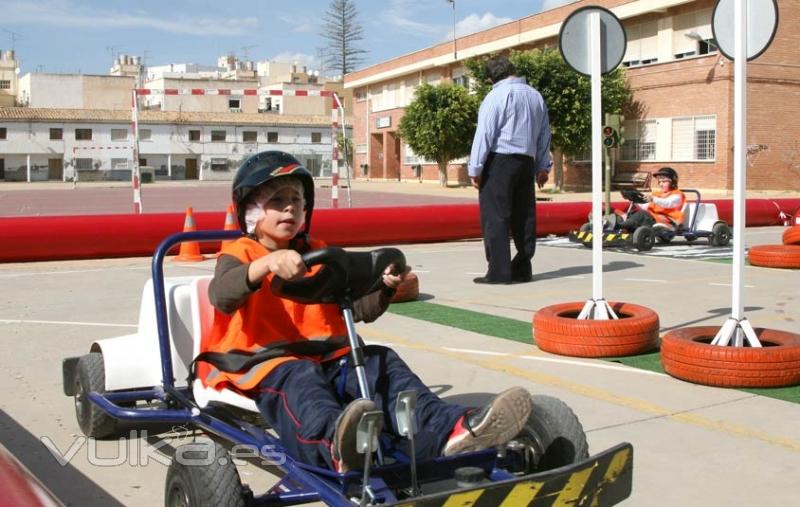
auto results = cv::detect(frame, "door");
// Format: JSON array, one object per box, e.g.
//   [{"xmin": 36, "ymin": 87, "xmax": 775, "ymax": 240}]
[
  {"xmin": 0, "ymin": 159, "xmax": 4, "ymax": 180},
  {"xmin": 48, "ymin": 158, "xmax": 63, "ymax": 180},
  {"xmin": 185, "ymin": 158, "xmax": 198, "ymax": 180}
]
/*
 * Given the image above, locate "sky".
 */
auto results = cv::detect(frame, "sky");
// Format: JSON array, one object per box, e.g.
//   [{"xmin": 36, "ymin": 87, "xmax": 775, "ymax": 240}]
[{"xmin": 0, "ymin": 0, "xmax": 574, "ymax": 76}]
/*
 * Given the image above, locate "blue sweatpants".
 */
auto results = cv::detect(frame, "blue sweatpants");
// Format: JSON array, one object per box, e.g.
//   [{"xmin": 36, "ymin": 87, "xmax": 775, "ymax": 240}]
[{"xmin": 254, "ymin": 345, "xmax": 466, "ymax": 469}]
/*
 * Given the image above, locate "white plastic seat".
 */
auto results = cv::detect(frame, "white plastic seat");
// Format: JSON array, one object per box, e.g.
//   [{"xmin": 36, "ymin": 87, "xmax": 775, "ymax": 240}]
[{"xmin": 189, "ymin": 276, "xmax": 259, "ymax": 412}]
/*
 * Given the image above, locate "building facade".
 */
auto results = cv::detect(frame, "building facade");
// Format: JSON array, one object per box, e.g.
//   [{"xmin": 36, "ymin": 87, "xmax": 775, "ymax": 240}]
[
  {"xmin": 0, "ymin": 108, "xmax": 340, "ymax": 182},
  {"xmin": 344, "ymin": 0, "xmax": 800, "ymax": 191},
  {"xmin": 0, "ymin": 50, "xmax": 19, "ymax": 108}
]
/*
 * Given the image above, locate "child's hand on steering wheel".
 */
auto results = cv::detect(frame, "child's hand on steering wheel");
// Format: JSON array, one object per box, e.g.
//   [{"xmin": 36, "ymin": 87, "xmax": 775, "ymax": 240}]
[{"xmin": 382, "ymin": 265, "xmax": 411, "ymax": 289}]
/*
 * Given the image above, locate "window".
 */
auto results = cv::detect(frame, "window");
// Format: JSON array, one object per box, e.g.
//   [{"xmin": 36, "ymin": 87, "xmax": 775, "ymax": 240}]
[
  {"xmin": 111, "ymin": 158, "xmax": 129, "ymax": 169},
  {"xmin": 189, "ymin": 130, "xmax": 201, "ymax": 142},
  {"xmin": 355, "ymin": 143, "xmax": 367, "ymax": 154},
  {"xmin": 0, "ymin": 128, "xmax": 6, "ymax": 140},
  {"xmin": 621, "ymin": 120, "xmax": 657, "ymax": 161},
  {"xmin": 229, "ymin": 98, "xmax": 241, "ymax": 111},
  {"xmin": 267, "ymin": 131, "xmax": 279, "ymax": 143},
  {"xmin": 672, "ymin": 115, "xmax": 716, "ymax": 161},
  {"xmin": 75, "ymin": 128, "xmax": 92, "ymax": 141},
  {"xmin": 211, "ymin": 158, "xmax": 228, "ymax": 171},
  {"xmin": 211, "ymin": 130, "xmax": 226, "ymax": 142},
  {"xmin": 623, "ymin": 20, "xmax": 658, "ymax": 68},
  {"xmin": 0, "ymin": 80, "xmax": 10, "ymax": 89},
  {"xmin": 242, "ymin": 131, "xmax": 257, "ymax": 143},
  {"xmin": 50, "ymin": 128, "xmax": 63, "ymax": 140},
  {"xmin": 354, "ymin": 89, "xmax": 367, "ymax": 102},
  {"xmin": 311, "ymin": 132, "xmax": 322, "ymax": 143},
  {"xmin": 139, "ymin": 129, "xmax": 152, "ymax": 141},
  {"xmin": 111, "ymin": 128, "xmax": 128, "ymax": 141},
  {"xmin": 75, "ymin": 158, "xmax": 93, "ymax": 170},
  {"xmin": 453, "ymin": 75, "xmax": 470, "ymax": 89}
]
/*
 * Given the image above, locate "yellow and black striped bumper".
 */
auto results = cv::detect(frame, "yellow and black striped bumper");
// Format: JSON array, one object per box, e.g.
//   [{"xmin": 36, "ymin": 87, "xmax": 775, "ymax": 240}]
[
  {"xmin": 392, "ymin": 442, "xmax": 633, "ymax": 507},
  {"xmin": 569, "ymin": 230, "xmax": 632, "ymax": 248}
]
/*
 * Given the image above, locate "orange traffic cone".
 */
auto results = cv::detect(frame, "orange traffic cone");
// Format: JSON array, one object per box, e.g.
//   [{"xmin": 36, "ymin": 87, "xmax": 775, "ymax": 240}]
[
  {"xmin": 217, "ymin": 204, "xmax": 238, "ymax": 256},
  {"xmin": 173, "ymin": 207, "xmax": 205, "ymax": 262}
]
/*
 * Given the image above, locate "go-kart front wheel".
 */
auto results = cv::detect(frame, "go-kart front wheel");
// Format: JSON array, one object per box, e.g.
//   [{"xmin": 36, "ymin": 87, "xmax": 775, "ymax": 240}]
[
  {"xmin": 509, "ymin": 395, "xmax": 589, "ymax": 474},
  {"xmin": 710, "ymin": 222, "xmax": 731, "ymax": 247},
  {"xmin": 74, "ymin": 353, "xmax": 117, "ymax": 438},
  {"xmin": 165, "ymin": 441, "xmax": 247, "ymax": 507},
  {"xmin": 632, "ymin": 226, "xmax": 654, "ymax": 251}
]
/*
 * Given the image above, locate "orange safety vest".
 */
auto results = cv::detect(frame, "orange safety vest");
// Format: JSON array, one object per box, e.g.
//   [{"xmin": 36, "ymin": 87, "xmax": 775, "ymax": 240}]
[
  {"xmin": 200, "ymin": 236, "xmax": 350, "ymax": 392},
  {"xmin": 646, "ymin": 189, "xmax": 686, "ymax": 226}
]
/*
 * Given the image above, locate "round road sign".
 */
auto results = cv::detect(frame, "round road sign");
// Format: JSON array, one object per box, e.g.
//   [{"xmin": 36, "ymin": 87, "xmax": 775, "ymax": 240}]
[
  {"xmin": 712, "ymin": 0, "xmax": 779, "ymax": 61},
  {"xmin": 559, "ymin": 6, "xmax": 626, "ymax": 76}
]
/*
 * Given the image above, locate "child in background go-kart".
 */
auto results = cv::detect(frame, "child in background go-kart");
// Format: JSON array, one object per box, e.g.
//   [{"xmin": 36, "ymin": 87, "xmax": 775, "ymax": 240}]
[
  {"xmin": 204, "ymin": 151, "xmax": 533, "ymax": 473},
  {"xmin": 619, "ymin": 167, "xmax": 686, "ymax": 232}
]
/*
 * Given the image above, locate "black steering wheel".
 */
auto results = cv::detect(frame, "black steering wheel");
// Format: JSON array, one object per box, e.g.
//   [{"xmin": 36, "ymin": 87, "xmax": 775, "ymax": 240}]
[{"xmin": 270, "ymin": 247, "xmax": 406, "ymax": 304}]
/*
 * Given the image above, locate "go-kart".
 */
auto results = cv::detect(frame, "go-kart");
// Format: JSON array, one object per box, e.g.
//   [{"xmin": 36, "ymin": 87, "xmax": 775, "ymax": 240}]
[
  {"xmin": 570, "ymin": 189, "xmax": 732, "ymax": 251},
  {"xmin": 62, "ymin": 230, "xmax": 633, "ymax": 506}
]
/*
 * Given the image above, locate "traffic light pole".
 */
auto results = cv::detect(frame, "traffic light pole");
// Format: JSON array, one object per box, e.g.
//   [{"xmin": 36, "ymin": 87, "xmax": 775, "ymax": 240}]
[{"xmin": 604, "ymin": 147, "xmax": 612, "ymax": 215}]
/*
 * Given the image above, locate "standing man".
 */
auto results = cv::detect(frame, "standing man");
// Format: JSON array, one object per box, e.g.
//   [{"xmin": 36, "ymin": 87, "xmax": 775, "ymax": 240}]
[{"xmin": 468, "ymin": 55, "xmax": 552, "ymax": 284}]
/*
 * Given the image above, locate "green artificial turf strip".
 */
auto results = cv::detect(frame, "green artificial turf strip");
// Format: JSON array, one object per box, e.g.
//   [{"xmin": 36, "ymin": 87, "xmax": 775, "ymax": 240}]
[
  {"xmin": 388, "ymin": 301, "xmax": 800, "ymax": 404},
  {"xmin": 387, "ymin": 301, "xmax": 532, "ymax": 343}
]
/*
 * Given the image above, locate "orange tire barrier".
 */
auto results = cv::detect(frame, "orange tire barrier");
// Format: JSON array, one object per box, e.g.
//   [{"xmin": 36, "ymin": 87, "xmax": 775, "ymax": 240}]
[
  {"xmin": 533, "ymin": 301, "xmax": 659, "ymax": 358},
  {"xmin": 782, "ymin": 225, "xmax": 800, "ymax": 246},
  {"xmin": 391, "ymin": 272, "xmax": 419, "ymax": 303},
  {"xmin": 748, "ymin": 244, "xmax": 800, "ymax": 269},
  {"xmin": 173, "ymin": 207, "xmax": 205, "ymax": 262},
  {"xmin": 661, "ymin": 326, "xmax": 800, "ymax": 388}
]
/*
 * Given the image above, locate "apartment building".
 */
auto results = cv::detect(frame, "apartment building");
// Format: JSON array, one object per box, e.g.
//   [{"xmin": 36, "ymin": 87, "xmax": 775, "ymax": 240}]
[
  {"xmin": 0, "ymin": 108, "xmax": 336, "ymax": 182},
  {"xmin": 344, "ymin": 0, "xmax": 800, "ymax": 191},
  {"xmin": 0, "ymin": 50, "xmax": 19, "ymax": 108}
]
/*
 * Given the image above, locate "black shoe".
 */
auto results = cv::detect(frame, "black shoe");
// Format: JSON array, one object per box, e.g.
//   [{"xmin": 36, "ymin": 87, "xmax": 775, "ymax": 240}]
[
  {"xmin": 512, "ymin": 273, "xmax": 533, "ymax": 283},
  {"xmin": 473, "ymin": 276, "xmax": 510, "ymax": 285}
]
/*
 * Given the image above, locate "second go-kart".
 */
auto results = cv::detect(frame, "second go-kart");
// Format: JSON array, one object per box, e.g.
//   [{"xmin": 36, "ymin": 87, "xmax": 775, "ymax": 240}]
[
  {"xmin": 570, "ymin": 188, "xmax": 732, "ymax": 251},
  {"xmin": 63, "ymin": 230, "xmax": 633, "ymax": 506}
]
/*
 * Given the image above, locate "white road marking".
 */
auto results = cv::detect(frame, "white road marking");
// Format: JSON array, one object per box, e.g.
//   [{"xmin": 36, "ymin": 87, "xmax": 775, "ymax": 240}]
[
  {"xmin": 0, "ymin": 266, "xmax": 150, "ymax": 278},
  {"xmin": 624, "ymin": 278, "xmax": 668, "ymax": 283},
  {"xmin": 441, "ymin": 347, "xmax": 510, "ymax": 356},
  {"xmin": 709, "ymin": 283, "xmax": 755, "ymax": 288},
  {"xmin": 519, "ymin": 355, "xmax": 666, "ymax": 376},
  {"xmin": 465, "ymin": 271, "xmax": 485, "ymax": 275},
  {"xmin": 0, "ymin": 319, "xmax": 137, "ymax": 328}
]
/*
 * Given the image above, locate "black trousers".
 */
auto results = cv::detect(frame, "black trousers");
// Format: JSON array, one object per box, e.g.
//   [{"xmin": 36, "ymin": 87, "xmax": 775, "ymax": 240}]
[
  {"xmin": 620, "ymin": 209, "xmax": 656, "ymax": 232},
  {"xmin": 479, "ymin": 153, "xmax": 537, "ymax": 283},
  {"xmin": 254, "ymin": 345, "xmax": 466, "ymax": 469}
]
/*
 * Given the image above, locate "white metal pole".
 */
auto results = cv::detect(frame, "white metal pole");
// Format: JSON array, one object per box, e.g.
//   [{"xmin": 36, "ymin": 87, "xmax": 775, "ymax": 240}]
[
  {"xmin": 590, "ymin": 12, "xmax": 604, "ymax": 304},
  {"xmin": 26, "ymin": 154, "xmax": 31, "ymax": 182},
  {"xmin": 732, "ymin": 0, "xmax": 747, "ymax": 327}
]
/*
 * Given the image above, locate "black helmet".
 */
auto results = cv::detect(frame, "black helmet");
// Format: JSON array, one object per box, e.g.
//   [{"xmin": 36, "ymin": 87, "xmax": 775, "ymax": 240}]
[
  {"xmin": 232, "ymin": 151, "xmax": 315, "ymax": 233},
  {"xmin": 653, "ymin": 167, "xmax": 678, "ymax": 188}
]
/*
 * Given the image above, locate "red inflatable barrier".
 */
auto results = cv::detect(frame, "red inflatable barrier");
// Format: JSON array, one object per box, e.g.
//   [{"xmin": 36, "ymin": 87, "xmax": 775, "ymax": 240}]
[{"xmin": 1, "ymin": 198, "xmax": 799, "ymax": 263}]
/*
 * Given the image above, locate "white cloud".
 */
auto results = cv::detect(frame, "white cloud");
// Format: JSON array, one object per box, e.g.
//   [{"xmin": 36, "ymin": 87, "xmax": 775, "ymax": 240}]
[
  {"xmin": 447, "ymin": 12, "xmax": 513, "ymax": 40},
  {"xmin": 1, "ymin": 0, "xmax": 257, "ymax": 36},
  {"xmin": 380, "ymin": 0, "xmax": 442, "ymax": 38},
  {"xmin": 278, "ymin": 15, "xmax": 316, "ymax": 34}
]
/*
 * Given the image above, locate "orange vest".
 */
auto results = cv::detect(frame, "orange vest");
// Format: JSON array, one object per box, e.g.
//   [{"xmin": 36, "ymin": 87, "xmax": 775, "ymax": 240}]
[
  {"xmin": 201, "ymin": 237, "xmax": 350, "ymax": 392},
  {"xmin": 646, "ymin": 189, "xmax": 686, "ymax": 226}
]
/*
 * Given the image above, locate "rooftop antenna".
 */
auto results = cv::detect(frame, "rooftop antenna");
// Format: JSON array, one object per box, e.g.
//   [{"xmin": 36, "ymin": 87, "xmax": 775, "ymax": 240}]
[
  {"xmin": 105, "ymin": 45, "xmax": 123, "ymax": 65},
  {"xmin": 1, "ymin": 27, "xmax": 22, "ymax": 51},
  {"xmin": 241, "ymin": 45, "xmax": 257, "ymax": 61}
]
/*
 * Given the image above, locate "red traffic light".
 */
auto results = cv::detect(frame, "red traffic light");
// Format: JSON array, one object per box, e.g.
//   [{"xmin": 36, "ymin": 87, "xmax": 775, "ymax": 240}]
[{"xmin": 603, "ymin": 126, "xmax": 614, "ymax": 136}]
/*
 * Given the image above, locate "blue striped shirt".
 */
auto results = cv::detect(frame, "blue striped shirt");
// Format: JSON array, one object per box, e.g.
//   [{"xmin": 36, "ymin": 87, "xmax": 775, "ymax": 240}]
[{"xmin": 468, "ymin": 76, "xmax": 552, "ymax": 177}]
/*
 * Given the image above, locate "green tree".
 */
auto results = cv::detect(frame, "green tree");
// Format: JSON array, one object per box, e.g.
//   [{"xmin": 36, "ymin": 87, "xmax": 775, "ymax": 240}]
[
  {"xmin": 466, "ymin": 48, "xmax": 631, "ymax": 190},
  {"xmin": 397, "ymin": 83, "xmax": 480, "ymax": 186},
  {"xmin": 320, "ymin": 0, "xmax": 367, "ymax": 75},
  {"xmin": 336, "ymin": 131, "xmax": 353, "ymax": 173}
]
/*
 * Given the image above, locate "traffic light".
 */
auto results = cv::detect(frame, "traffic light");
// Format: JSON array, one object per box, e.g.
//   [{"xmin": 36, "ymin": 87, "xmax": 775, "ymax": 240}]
[{"xmin": 603, "ymin": 125, "xmax": 617, "ymax": 148}]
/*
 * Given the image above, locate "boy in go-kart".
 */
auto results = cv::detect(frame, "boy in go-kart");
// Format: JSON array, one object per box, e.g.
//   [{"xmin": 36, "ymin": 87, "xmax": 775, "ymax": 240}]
[
  {"xmin": 202, "ymin": 151, "xmax": 533, "ymax": 473},
  {"xmin": 619, "ymin": 167, "xmax": 686, "ymax": 232}
]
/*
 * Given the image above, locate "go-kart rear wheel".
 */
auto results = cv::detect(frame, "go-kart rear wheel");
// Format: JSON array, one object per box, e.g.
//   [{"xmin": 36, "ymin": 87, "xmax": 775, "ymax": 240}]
[
  {"xmin": 510, "ymin": 395, "xmax": 589, "ymax": 473},
  {"xmin": 165, "ymin": 441, "xmax": 247, "ymax": 507},
  {"xmin": 632, "ymin": 226, "xmax": 654, "ymax": 251},
  {"xmin": 74, "ymin": 353, "xmax": 117, "ymax": 439},
  {"xmin": 710, "ymin": 222, "xmax": 731, "ymax": 247}
]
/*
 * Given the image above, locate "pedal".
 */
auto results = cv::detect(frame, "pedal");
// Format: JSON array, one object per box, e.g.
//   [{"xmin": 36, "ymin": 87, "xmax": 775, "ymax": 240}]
[
  {"xmin": 395, "ymin": 390, "xmax": 420, "ymax": 496},
  {"xmin": 356, "ymin": 410, "xmax": 383, "ymax": 506}
]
